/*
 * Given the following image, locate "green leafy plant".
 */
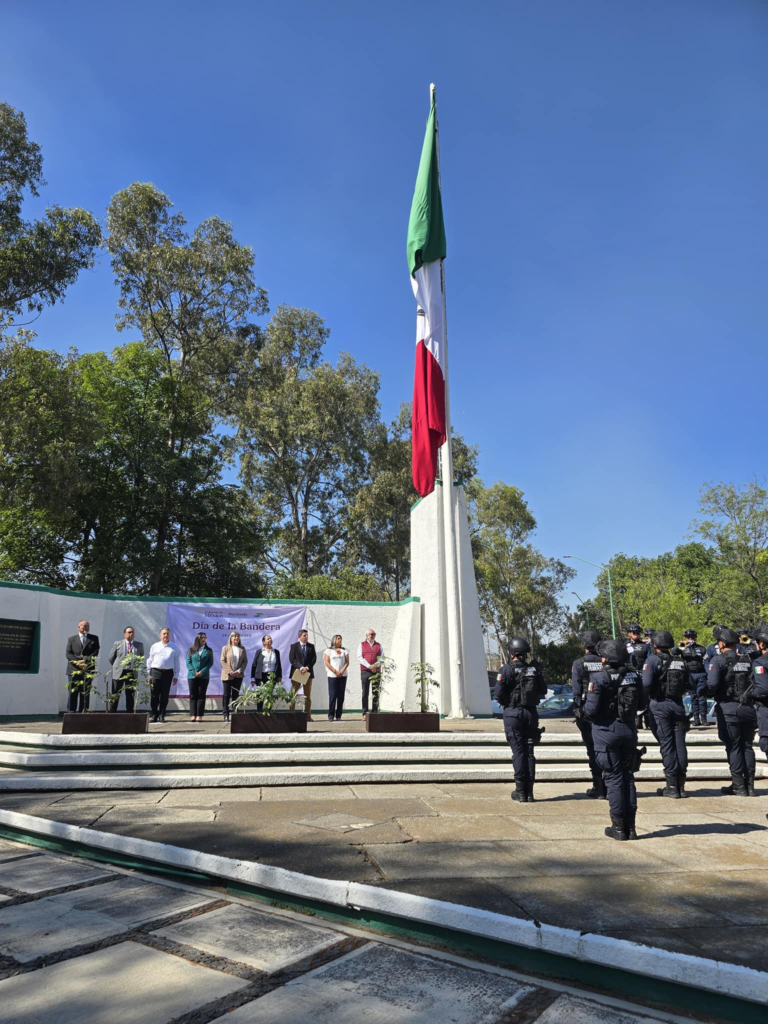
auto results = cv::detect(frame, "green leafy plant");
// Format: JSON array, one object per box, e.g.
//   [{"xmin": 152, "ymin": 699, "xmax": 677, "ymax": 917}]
[
  {"xmin": 231, "ymin": 672, "xmax": 300, "ymax": 715},
  {"xmin": 368, "ymin": 655, "xmax": 396, "ymax": 710},
  {"xmin": 411, "ymin": 661, "xmax": 440, "ymax": 713}
]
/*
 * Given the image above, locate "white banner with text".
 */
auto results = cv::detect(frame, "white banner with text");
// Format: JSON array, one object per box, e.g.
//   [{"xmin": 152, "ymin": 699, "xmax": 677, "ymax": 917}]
[{"xmin": 166, "ymin": 603, "xmax": 307, "ymax": 697}]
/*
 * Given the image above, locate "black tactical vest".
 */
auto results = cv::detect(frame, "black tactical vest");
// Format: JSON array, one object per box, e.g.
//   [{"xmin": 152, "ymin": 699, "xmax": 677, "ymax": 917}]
[
  {"xmin": 577, "ymin": 654, "xmax": 603, "ymax": 698},
  {"xmin": 607, "ymin": 668, "xmax": 642, "ymax": 724},
  {"xmin": 680, "ymin": 643, "xmax": 706, "ymax": 674},
  {"xmin": 627, "ymin": 642, "xmax": 647, "ymax": 675},
  {"xmin": 723, "ymin": 650, "xmax": 753, "ymax": 701},
  {"xmin": 655, "ymin": 652, "xmax": 687, "ymax": 701},
  {"xmin": 509, "ymin": 663, "xmax": 542, "ymax": 708}
]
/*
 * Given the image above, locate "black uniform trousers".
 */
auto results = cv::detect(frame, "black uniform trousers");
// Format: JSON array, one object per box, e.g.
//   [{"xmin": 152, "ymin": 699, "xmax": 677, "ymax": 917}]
[
  {"xmin": 361, "ymin": 669, "xmax": 380, "ymax": 713},
  {"xmin": 150, "ymin": 668, "xmax": 174, "ymax": 716},
  {"xmin": 689, "ymin": 672, "xmax": 708, "ymax": 718},
  {"xmin": 328, "ymin": 676, "xmax": 347, "ymax": 719},
  {"xmin": 650, "ymin": 698, "xmax": 688, "ymax": 776},
  {"xmin": 222, "ymin": 674, "xmax": 243, "ymax": 715},
  {"xmin": 757, "ymin": 704, "xmax": 768, "ymax": 760},
  {"xmin": 575, "ymin": 715, "xmax": 600, "ymax": 774},
  {"xmin": 110, "ymin": 674, "xmax": 136, "ymax": 713},
  {"xmin": 715, "ymin": 701, "xmax": 757, "ymax": 778},
  {"xmin": 503, "ymin": 706, "xmax": 539, "ymax": 787},
  {"xmin": 593, "ymin": 721, "xmax": 638, "ymax": 825}
]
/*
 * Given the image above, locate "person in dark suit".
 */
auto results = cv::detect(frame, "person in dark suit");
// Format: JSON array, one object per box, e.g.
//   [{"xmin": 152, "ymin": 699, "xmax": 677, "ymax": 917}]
[
  {"xmin": 289, "ymin": 628, "xmax": 316, "ymax": 721},
  {"xmin": 250, "ymin": 634, "xmax": 283, "ymax": 713},
  {"xmin": 65, "ymin": 619, "xmax": 100, "ymax": 713},
  {"xmin": 108, "ymin": 627, "xmax": 145, "ymax": 713}
]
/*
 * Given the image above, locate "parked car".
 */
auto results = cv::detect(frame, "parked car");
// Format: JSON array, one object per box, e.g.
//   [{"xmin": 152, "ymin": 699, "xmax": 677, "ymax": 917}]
[
  {"xmin": 682, "ymin": 695, "xmax": 716, "ymax": 723},
  {"xmin": 491, "ymin": 690, "xmax": 568, "ymax": 719}
]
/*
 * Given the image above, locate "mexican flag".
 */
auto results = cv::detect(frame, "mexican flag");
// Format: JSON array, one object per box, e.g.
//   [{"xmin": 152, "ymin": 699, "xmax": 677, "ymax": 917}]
[{"xmin": 407, "ymin": 90, "xmax": 447, "ymax": 498}]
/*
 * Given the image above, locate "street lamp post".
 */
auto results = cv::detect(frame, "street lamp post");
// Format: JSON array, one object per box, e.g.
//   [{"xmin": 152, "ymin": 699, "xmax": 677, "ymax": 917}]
[
  {"xmin": 564, "ymin": 556, "xmax": 616, "ymax": 640},
  {"xmin": 571, "ymin": 591, "xmax": 590, "ymax": 629}
]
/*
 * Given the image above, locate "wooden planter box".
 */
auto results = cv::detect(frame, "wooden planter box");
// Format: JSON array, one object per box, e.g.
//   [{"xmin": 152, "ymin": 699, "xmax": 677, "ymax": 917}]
[
  {"xmin": 364, "ymin": 712, "xmax": 440, "ymax": 733},
  {"xmin": 62, "ymin": 712, "xmax": 149, "ymax": 735},
  {"xmin": 230, "ymin": 711, "xmax": 307, "ymax": 734}
]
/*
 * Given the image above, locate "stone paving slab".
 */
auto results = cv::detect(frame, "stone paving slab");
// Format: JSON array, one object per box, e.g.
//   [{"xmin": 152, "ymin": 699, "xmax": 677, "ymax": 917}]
[
  {"xmin": 0, "ymin": 838, "xmax": 39, "ymax": 862},
  {"xmin": 537, "ymin": 994, "xmax": 660, "ymax": 1023},
  {"xmin": 397, "ymin": 813, "xmax": 536, "ymax": 841},
  {"xmin": 153, "ymin": 902, "xmax": 340, "ymax": 971},
  {"xmin": 0, "ymin": 939, "xmax": 248, "ymax": 1023},
  {"xmin": 366, "ymin": 841, "xmax": 528, "ymax": 880},
  {"xmin": 491, "ymin": 872, "xmax": 730, "ymax": 933},
  {"xmin": 0, "ymin": 853, "xmax": 113, "ymax": 893},
  {"xmin": 260, "ymin": 784, "xmax": 358, "ymax": 800},
  {"xmin": 95, "ymin": 806, "xmax": 216, "ymax": 824},
  {"xmin": 211, "ymin": 941, "xmax": 535, "ymax": 1024},
  {"xmin": 0, "ymin": 876, "xmax": 214, "ymax": 961}
]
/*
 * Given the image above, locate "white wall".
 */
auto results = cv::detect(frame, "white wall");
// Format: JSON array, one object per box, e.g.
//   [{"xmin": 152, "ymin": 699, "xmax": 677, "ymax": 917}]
[{"xmin": 0, "ymin": 585, "xmax": 421, "ymax": 715}]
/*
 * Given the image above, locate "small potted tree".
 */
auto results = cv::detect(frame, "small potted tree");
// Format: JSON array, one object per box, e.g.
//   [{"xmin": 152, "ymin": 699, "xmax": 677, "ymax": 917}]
[
  {"xmin": 364, "ymin": 659, "xmax": 441, "ymax": 733},
  {"xmin": 230, "ymin": 672, "xmax": 308, "ymax": 733},
  {"xmin": 62, "ymin": 650, "xmax": 151, "ymax": 735}
]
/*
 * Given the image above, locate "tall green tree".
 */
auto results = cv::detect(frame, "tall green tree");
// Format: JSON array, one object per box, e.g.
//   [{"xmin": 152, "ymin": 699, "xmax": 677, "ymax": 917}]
[
  {"xmin": 238, "ymin": 305, "xmax": 381, "ymax": 578},
  {"xmin": 105, "ymin": 183, "xmax": 268, "ymax": 592},
  {"xmin": 467, "ymin": 480, "xmax": 575, "ymax": 656},
  {"xmin": 0, "ymin": 103, "xmax": 100, "ymax": 317}
]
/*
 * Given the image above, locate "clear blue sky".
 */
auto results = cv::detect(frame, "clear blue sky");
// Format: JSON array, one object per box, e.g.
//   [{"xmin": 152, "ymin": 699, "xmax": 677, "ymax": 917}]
[{"xmin": 3, "ymin": 1, "xmax": 768, "ymax": 604}]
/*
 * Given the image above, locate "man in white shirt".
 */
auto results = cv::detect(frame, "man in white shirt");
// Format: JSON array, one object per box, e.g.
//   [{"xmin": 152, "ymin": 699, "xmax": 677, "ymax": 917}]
[
  {"xmin": 357, "ymin": 628, "xmax": 384, "ymax": 714},
  {"xmin": 146, "ymin": 627, "xmax": 180, "ymax": 723}
]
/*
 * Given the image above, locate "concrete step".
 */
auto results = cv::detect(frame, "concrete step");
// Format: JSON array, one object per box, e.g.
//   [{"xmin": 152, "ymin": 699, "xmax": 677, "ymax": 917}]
[
  {"xmin": 0, "ymin": 762, "xmax": 764, "ymax": 790},
  {"xmin": 0, "ymin": 743, "xmax": 734, "ymax": 770},
  {"xmin": 0, "ymin": 728, "xmax": 724, "ymax": 749}
]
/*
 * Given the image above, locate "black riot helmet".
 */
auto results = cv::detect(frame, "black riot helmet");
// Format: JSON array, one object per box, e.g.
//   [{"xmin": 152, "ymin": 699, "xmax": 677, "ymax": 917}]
[
  {"xmin": 683, "ymin": 629, "xmax": 697, "ymax": 639},
  {"xmin": 653, "ymin": 630, "xmax": 674, "ymax": 649},
  {"xmin": 717, "ymin": 627, "xmax": 739, "ymax": 646},
  {"xmin": 579, "ymin": 630, "xmax": 601, "ymax": 649},
  {"xmin": 598, "ymin": 639, "xmax": 628, "ymax": 666},
  {"xmin": 751, "ymin": 625, "xmax": 768, "ymax": 646},
  {"xmin": 507, "ymin": 637, "xmax": 530, "ymax": 656},
  {"xmin": 643, "ymin": 628, "xmax": 654, "ymax": 638},
  {"xmin": 627, "ymin": 622, "xmax": 642, "ymax": 634}
]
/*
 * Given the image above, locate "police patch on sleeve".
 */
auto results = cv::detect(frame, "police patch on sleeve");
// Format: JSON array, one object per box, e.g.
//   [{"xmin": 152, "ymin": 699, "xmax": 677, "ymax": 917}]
[
  {"xmin": 497, "ymin": 673, "xmax": 502, "ymax": 681},
  {"xmin": 756, "ymin": 666, "xmax": 765, "ymax": 674},
  {"xmin": 643, "ymin": 663, "xmax": 648, "ymax": 671},
  {"xmin": 588, "ymin": 681, "xmax": 594, "ymax": 691}
]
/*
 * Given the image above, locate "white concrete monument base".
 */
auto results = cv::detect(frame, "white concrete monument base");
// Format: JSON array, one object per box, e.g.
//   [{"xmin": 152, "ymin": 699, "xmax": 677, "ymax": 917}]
[{"xmin": 410, "ymin": 482, "xmax": 489, "ymax": 717}]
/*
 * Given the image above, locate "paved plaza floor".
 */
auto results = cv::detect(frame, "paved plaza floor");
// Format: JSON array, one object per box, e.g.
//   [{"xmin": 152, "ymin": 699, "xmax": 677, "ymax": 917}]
[
  {"xmin": 0, "ymin": 835, "xmax": 735, "ymax": 1023},
  {"xmin": 2, "ymin": 773, "xmax": 767, "ymax": 974}
]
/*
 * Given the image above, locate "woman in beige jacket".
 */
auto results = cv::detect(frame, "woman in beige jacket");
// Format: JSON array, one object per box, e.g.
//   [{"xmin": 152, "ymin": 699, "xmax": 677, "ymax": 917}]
[{"xmin": 220, "ymin": 631, "xmax": 249, "ymax": 722}]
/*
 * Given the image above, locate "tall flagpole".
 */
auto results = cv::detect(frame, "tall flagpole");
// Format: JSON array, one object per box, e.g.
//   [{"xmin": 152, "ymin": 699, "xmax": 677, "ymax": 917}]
[{"xmin": 431, "ymin": 83, "xmax": 469, "ymax": 719}]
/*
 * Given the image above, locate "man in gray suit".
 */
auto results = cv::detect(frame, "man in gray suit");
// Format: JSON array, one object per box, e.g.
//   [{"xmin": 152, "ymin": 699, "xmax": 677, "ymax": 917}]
[
  {"xmin": 65, "ymin": 619, "xmax": 100, "ymax": 713},
  {"xmin": 108, "ymin": 627, "xmax": 144, "ymax": 713}
]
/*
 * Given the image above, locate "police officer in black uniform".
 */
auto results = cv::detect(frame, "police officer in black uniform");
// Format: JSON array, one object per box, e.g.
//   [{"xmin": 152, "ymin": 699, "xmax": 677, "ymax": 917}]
[
  {"xmin": 584, "ymin": 639, "xmax": 646, "ymax": 841},
  {"xmin": 642, "ymin": 630, "xmax": 690, "ymax": 798},
  {"xmin": 494, "ymin": 638, "xmax": 548, "ymax": 803},
  {"xmin": 703, "ymin": 626, "xmax": 726, "ymax": 673},
  {"xmin": 626, "ymin": 623, "xmax": 651, "ymax": 730},
  {"xmin": 706, "ymin": 627, "xmax": 757, "ymax": 797},
  {"xmin": 571, "ymin": 630, "xmax": 606, "ymax": 799},
  {"xmin": 747, "ymin": 625, "xmax": 768, "ymax": 792},
  {"xmin": 677, "ymin": 630, "xmax": 708, "ymax": 726}
]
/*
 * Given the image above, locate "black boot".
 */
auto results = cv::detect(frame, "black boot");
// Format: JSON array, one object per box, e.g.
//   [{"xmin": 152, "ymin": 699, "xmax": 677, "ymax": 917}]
[
  {"xmin": 692, "ymin": 713, "xmax": 701, "ymax": 727},
  {"xmin": 511, "ymin": 782, "xmax": 527, "ymax": 803},
  {"xmin": 746, "ymin": 775, "xmax": 757, "ymax": 796},
  {"xmin": 525, "ymin": 783, "xmax": 535, "ymax": 803},
  {"xmin": 677, "ymin": 772, "xmax": 688, "ymax": 799},
  {"xmin": 626, "ymin": 809, "xmax": 638, "ymax": 840},
  {"xmin": 721, "ymin": 773, "xmax": 749, "ymax": 796},
  {"xmin": 604, "ymin": 818, "xmax": 628, "ymax": 841},
  {"xmin": 585, "ymin": 773, "xmax": 607, "ymax": 799},
  {"xmin": 657, "ymin": 774, "xmax": 680, "ymax": 798}
]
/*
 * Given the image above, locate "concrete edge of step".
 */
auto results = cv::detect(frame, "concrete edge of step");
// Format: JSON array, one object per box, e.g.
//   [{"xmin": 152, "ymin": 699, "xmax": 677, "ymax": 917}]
[
  {"xmin": 0, "ymin": 765, "xmax": 759, "ymax": 789},
  {"xmin": 0, "ymin": 729, "xmax": 726, "ymax": 749},
  {"xmin": 0, "ymin": 807, "xmax": 765, "ymax": 1008}
]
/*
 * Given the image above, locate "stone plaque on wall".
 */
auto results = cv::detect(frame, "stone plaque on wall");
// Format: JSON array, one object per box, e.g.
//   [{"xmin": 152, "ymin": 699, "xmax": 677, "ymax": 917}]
[{"xmin": 0, "ymin": 617, "xmax": 38, "ymax": 671}]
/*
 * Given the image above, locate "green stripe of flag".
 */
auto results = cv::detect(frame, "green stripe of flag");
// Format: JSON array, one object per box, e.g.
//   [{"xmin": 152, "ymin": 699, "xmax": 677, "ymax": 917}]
[{"xmin": 406, "ymin": 91, "xmax": 447, "ymax": 276}]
